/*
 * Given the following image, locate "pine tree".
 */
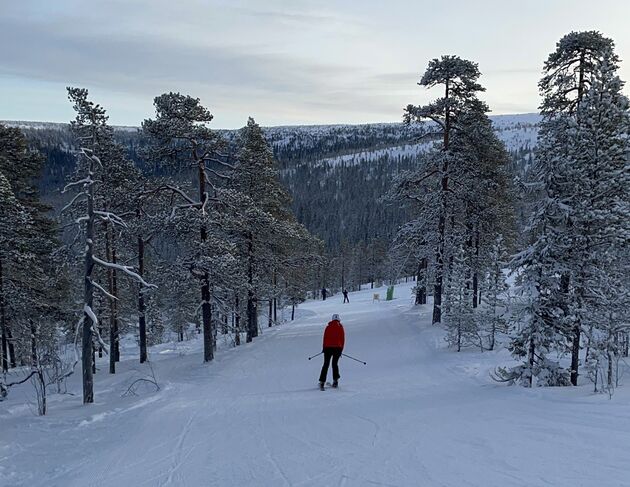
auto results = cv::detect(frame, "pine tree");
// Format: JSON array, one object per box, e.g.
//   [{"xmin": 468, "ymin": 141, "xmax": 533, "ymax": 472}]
[
  {"xmin": 142, "ymin": 92, "xmax": 233, "ymax": 362},
  {"xmin": 228, "ymin": 118, "xmax": 319, "ymax": 342},
  {"xmin": 0, "ymin": 124, "xmax": 62, "ymax": 373},
  {"xmin": 0, "ymin": 171, "xmax": 30, "ymax": 373},
  {"xmin": 404, "ymin": 56, "xmax": 485, "ymax": 324},
  {"xmin": 64, "ymin": 88, "xmax": 155, "ymax": 403},
  {"xmin": 570, "ymin": 54, "xmax": 630, "ymax": 392},
  {"xmin": 510, "ymin": 31, "xmax": 629, "ymax": 387}
]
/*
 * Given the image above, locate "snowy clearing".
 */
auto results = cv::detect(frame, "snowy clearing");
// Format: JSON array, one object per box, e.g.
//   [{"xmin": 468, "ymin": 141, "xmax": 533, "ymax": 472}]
[{"xmin": 1, "ymin": 282, "xmax": 628, "ymax": 487}]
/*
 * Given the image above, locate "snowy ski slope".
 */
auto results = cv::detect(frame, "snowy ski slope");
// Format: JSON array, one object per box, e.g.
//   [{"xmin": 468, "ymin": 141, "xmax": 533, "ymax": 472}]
[{"xmin": 1, "ymin": 282, "xmax": 628, "ymax": 486}]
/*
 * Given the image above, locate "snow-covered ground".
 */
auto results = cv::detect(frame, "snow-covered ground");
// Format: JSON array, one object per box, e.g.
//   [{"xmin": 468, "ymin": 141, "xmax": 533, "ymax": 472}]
[{"xmin": 2, "ymin": 282, "xmax": 629, "ymax": 487}]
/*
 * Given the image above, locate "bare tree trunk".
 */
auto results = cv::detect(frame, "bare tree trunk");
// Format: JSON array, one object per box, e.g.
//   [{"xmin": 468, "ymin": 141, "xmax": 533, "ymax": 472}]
[
  {"xmin": 234, "ymin": 294, "xmax": 240, "ymax": 346},
  {"xmin": 30, "ymin": 320, "xmax": 37, "ymax": 367},
  {"xmin": 35, "ymin": 368, "xmax": 46, "ymax": 416},
  {"xmin": 246, "ymin": 233, "xmax": 257, "ymax": 342},
  {"xmin": 82, "ymin": 156, "xmax": 96, "ymax": 404},
  {"xmin": 6, "ymin": 328, "xmax": 16, "ymax": 369},
  {"xmin": 527, "ymin": 336, "xmax": 535, "ymax": 388},
  {"xmin": 415, "ymin": 259, "xmax": 427, "ymax": 305},
  {"xmin": 472, "ymin": 232, "xmax": 479, "ymax": 309},
  {"xmin": 106, "ymin": 224, "xmax": 116, "ymax": 374},
  {"xmin": 0, "ymin": 257, "xmax": 8, "ymax": 373},
  {"xmin": 273, "ymin": 274, "xmax": 277, "ymax": 324},
  {"xmin": 138, "ymin": 234, "xmax": 147, "ymax": 363},
  {"xmin": 198, "ymin": 161, "xmax": 214, "ymax": 362},
  {"xmin": 201, "ymin": 279, "xmax": 212, "ymax": 361},
  {"xmin": 268, "ymin": 299, "xmax": 273, "ymax": 328},
  {"xmin": 291, "ymin": 303, "xmax": 295, "ymax": 321},
  {"xmin": 570, "ymin": 320, "xmax": 581, "ymax": 387},
  {"xmin": 112, "ymin": 234, "xmax": 119, "ymax": 362},
  {"xmin": 566, "ymin": 275, "xmax": 580, "ymax": 386}
]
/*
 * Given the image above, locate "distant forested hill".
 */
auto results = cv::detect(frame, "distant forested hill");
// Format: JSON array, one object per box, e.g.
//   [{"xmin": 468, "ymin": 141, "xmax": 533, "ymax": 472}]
[{"xmin": 3, "ymin": 114, "xmax": 539, "ymax": 250}]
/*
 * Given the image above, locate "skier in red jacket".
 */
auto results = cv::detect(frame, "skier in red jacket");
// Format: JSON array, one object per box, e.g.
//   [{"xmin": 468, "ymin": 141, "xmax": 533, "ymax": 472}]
[{"xmin": 319, "ymin": 314, "xmax": 345, "ymax": 390}]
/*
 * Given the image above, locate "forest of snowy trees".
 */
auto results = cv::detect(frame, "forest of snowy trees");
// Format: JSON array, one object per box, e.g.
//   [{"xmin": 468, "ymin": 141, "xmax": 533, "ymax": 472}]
[
  {"xmin": 0, "ymin": 30, "xmax": 629, "ymax": 413},
  {"xmin": 391, "ymin": 31, "xmax": 629, "ymax": 393}
]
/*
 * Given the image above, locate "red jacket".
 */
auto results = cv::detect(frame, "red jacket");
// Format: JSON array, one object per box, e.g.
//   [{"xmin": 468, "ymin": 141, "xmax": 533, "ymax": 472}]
[{"xmin": 323, "ymin": 320, "xmax": 345, "ymax": 349}]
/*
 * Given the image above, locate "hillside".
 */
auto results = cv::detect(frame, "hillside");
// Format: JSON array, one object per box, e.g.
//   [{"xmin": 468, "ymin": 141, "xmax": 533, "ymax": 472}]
[{"xmin": 3, "ymin": 114, "xmax": 539, "ymax": 248}]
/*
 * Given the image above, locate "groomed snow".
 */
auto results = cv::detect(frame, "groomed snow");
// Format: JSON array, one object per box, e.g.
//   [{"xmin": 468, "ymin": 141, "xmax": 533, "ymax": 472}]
[{"xmin": 1, "ymin": 282, "xmax": 628, "ymax": 486}]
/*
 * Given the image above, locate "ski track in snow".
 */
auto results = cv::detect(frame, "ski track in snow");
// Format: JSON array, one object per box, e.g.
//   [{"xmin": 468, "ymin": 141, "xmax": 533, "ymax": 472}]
[{"xmin": 2, "ymin": 281, "xmax": 630, "ymax": 487}]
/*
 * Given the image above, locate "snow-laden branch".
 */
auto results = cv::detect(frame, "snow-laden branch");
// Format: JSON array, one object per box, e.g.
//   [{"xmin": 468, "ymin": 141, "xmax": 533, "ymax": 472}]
[
  {"xmin": 204, "ymin": 157, "xmax": 236, "ymax": 171},
  {"xmin": 85, "ymin": 304, "xmax": 109, "ymax": 353},
  {"xmin": 89, "ymin": 279, "xmax": 118, "ymax": 301},
  {"xmin": 61, "ymin": 191, "xmax": 88, "ymax": 213},
  {"xmin": 204, "ymin": 167, "xmax": 231, "ymax": 182},
  {"xmin": 152, "ymin": 184, "xmax": 197, "ymax": 205},
  {"xmin": 92, "ymin": 255, "xmax": 157, "ymax": 289},
  {"xmin": 94, "ymin": 211, "xmax": 129, "ymax": 228},
  {"xmin": 62, "ymin": 177, "xmax": 92, "ymax": 194},
  {"xmin": 170, "ymin": 202, "xmax": 202, "ymax": 219},
  {"xmin": 80, "ymin": 148, "xmax": 102, "ymax": 168}
]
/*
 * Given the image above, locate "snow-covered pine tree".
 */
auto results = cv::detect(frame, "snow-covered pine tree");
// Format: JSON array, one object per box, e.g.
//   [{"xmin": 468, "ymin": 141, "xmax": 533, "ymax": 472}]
[
  {"xmin": 404, "ymin": 56, "xmax": 486, "ymax": 324},
  {"xmin": 64, "ymin": 88, "xmax": 155, "ymax": 403},
  {"xmin": 129, "ymin": 179, "xmax": 182, "ymax": 362},
  {"xmin": 569, "ymin": 54, "xmax": 630, "ymax": 392},
  {"xmin": 510, "ymin": 31, "xmax": 628, "ymax": 387},
  {"xmin": 0, "ymin": 170, "xmax": 30, "ymax": 374},
  {"xmin": 227, "ymin": 118, "xmax": 319, "ymax": 342},
  {"xmin": 96, "ymin": 134, "xmax": 144, "ymax": 373},
  {"xmin": 0, "ymin": 124, "xmax": 64, "ymax": 375},
  {"xmin": 142, "ymin": 92, "xmax": 235, "ymax": 362},
  {"xmin": 448, "ymin": 99, "xmax": 515, "ymax": 313}
]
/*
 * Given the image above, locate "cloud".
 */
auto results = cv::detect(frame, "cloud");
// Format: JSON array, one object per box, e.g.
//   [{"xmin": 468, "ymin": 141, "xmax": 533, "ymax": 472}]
[
  {"xmin": 0, "ymin": 7, "xmax": 403, "ymax": 126},
  {"xmin": 0, "ymin": 1, "xmax": 558, "ymax": 126}
]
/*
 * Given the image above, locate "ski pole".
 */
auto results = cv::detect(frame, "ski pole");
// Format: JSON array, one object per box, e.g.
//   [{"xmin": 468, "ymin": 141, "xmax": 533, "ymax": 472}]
[
  {"xmin": 342, "ymin": 353, "xmax": 367, "ymax": 365},
  {"xmin": 308, "ymin": 352, "xmax": 323, "ymax": 360}
]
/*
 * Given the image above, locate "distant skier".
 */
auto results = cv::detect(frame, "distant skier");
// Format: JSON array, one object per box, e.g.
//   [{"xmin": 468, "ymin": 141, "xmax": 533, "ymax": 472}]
[
  {"xmin": 342, "ymin": 289, "xmax": 349, "ymax": 303},
  {"xmin": 321, "ymin": 287, "xmax": 327, "ymax": 301},
  {"xmin": 319, "ymin": 314, "xmax": 345, "ymax": 390}
]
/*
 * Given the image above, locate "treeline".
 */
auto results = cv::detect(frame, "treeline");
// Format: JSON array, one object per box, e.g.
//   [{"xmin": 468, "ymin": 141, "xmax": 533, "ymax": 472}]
[
  {"xmin": 0, "ymin": 90, "xmax": 324, "ymax": 410},
  {"xmin": 394, "ymin": 31, "xmax": 630, "ymax": 393}
]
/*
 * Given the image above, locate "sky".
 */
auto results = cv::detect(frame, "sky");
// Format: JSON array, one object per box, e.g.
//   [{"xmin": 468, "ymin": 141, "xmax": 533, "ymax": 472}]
[{"xmin": 1, "ymin": 0, "xmax": 630, "ymax": 128}]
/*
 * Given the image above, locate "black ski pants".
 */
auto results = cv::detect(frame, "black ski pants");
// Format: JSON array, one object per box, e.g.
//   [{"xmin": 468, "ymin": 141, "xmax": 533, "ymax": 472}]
[{"xmin": 319, "ymin": 347, "xmax": 342, "ymax": 383}]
